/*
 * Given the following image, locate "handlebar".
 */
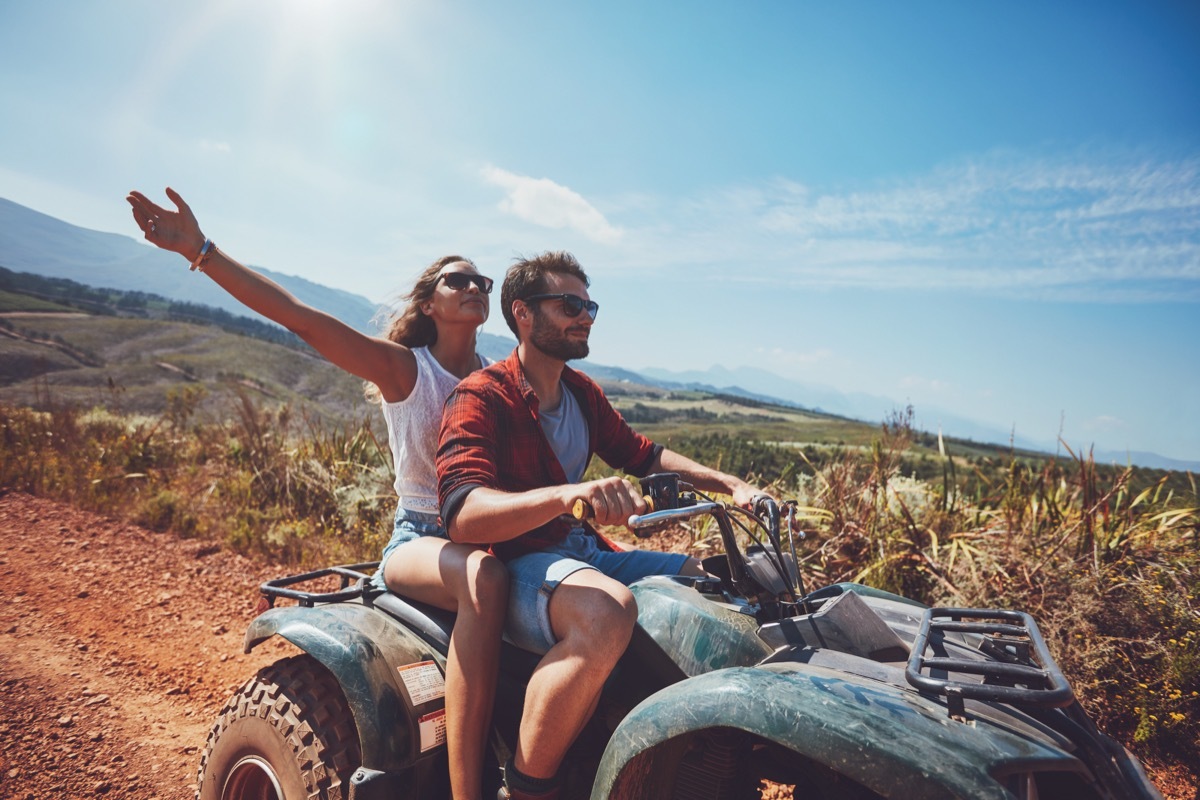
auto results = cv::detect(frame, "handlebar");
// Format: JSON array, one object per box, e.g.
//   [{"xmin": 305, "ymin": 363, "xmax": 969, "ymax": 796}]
[
  {"xmin": 570, "ymin": 474, "xmax": 802, "ymax": 618},
  {"xmin": 571, "ymin": 493, "xmax": 656, "ymax": 522},
  {"xmin": 627, "ymin": 501, "xmax": 724, "ymax": 529}
]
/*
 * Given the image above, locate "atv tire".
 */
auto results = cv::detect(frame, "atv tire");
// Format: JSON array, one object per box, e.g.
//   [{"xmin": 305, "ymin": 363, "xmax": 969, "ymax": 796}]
[{"xmin": 197, "ymin": 654, "xmax": 361, "ymax": 800}]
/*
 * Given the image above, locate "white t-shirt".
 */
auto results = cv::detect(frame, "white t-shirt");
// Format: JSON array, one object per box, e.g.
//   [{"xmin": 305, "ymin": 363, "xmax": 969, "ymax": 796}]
[{"xmin": 380, "ymin": 346, "xmax": 487, "ymax": 512}]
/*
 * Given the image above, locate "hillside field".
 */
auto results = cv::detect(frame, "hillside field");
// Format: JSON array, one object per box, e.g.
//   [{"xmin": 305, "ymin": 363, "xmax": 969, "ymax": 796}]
[{"xmin": 2, "ymin": 296, "xmax": 1198, "ymax": 792}]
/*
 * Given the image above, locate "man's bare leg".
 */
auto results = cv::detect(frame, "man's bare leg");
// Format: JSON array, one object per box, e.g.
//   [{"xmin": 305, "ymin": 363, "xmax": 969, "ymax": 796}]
[{"xmin": 512, "ymin": 568, "xmax": 637, "ymax": 780}]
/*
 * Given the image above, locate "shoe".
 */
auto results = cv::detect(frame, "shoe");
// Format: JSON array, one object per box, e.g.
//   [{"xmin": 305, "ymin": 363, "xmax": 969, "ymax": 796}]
[{"xmin": 497, "ymin": 784, "xmax": 560, "ymax": 800}]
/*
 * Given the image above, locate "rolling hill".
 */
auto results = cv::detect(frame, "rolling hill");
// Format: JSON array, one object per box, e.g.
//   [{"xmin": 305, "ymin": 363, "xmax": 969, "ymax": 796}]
[{"xmin": 3, "ymin": 195, "xmax": 1195, "ymax": 472}]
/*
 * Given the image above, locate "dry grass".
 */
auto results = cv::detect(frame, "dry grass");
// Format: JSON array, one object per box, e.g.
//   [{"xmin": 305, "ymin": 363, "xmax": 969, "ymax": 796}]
[
  {"xmin": 752, "ymin": 409, "xmax": 1199, "ymax": 782},
  {"xmin": 0, "ymin": 391, "xmax": 394, "ymax": 566},
  {"xmin": 2, "ymin": 396, "xmax": 1196, "ymax": 789}
]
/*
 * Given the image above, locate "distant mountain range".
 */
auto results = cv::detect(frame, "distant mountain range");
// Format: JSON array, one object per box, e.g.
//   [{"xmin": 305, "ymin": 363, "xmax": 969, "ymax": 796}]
[
  {"xmin": 637, "ymin": 365, "xmax": 1200, "ymax": 472},
  {"xmin": 640, "ymin": 364, "xmax": 1036, "ymax": 449},
  {"xmin": 3, "ymin": 195, "xmax": 1196, "ymax": 472},
  {"xmin": 0, "ymin": 197, "xmax": 381, "ymax": 337}
]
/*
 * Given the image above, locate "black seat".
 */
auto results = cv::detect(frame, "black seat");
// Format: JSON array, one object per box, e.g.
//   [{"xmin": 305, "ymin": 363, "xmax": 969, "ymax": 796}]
[{"xmin": 368, "ymin": 589, "xmax": 543, "ymax": 677}]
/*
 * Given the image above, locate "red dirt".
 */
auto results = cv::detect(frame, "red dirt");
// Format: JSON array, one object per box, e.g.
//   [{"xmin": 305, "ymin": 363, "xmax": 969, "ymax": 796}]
[
  {"xmin": 0, "ymin": 492, "xmax": 1191, "ymax": 800},
  {"xmin": 0, "ymin": 492, "xmax": 296, "ymax": 799}
]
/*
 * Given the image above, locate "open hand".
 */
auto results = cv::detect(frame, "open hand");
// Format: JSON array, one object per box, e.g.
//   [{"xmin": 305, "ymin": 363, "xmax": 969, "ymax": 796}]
[{"xmin": 126, "ymin": 187, "xmax": 206, "ymax": 263}]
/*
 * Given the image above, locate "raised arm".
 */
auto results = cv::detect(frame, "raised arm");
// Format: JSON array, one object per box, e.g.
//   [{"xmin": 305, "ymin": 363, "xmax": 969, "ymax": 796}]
[{"xmin": 127, "ymin": 188, "xmax": 415, "ymax": 401}]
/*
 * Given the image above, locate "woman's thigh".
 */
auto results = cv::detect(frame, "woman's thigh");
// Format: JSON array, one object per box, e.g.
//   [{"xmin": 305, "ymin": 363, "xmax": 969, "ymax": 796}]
[{"xmin": 383, "ymin": 536, "xmax": 500, "ymax": 612}]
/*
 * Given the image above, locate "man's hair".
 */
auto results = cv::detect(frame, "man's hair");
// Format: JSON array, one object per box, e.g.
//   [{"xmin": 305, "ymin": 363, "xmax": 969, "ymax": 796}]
[{"xmin": 501, "ymin": 251, "xmax": 590, "ymax": 336}]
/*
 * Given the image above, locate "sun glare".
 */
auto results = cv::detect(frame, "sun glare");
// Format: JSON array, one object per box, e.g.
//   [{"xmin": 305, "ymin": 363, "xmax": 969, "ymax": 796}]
[{"xmin": 269, "ymin": 0, "xmax": 388, "ymax": 39}]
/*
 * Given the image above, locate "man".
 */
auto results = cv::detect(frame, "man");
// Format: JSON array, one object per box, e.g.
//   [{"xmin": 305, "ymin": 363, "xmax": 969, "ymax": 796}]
[{"xmin": 436, "ymin": 251, "xmax": 767, "ymax": 800}]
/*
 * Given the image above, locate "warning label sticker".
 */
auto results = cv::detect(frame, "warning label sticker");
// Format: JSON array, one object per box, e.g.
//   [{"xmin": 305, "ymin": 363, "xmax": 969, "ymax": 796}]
[
  {"xmin": 396, "ymin": 661, "xmax": 446, "ymax": 706},
  {"xmin": 418, "ymin": 708, "xmax": 447, "ymax": 752}
]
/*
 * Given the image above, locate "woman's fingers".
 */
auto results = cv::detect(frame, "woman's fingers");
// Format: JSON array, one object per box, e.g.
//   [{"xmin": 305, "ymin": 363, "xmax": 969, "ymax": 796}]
[
  {"xmin": 128, "ymin": 190, "xmax": 167, "ymax": 218},
  {"xmin": 164, "ymin": 187, "xmax": 196, "ymax": 223},
  {"xmin": 125, "ymin": 194, "xmax": 156, "ymax": 239},
  {"xmin": 126, "ymin": 188, "xmax": 203, "ymax": 257}
]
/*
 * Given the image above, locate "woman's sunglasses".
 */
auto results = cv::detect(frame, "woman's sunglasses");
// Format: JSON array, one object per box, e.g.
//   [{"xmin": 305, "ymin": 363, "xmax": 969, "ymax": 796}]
[
  {"xmin": 523, "ymin": 293, "xmax": 600, "ymax": 320},
  {"xmin": 438, "ymin": 272, "xmax": 494, "ymax": 294}
]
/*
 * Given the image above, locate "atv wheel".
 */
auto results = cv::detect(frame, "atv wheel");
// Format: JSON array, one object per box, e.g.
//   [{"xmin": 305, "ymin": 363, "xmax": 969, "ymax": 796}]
[{"xmin": 197, "ymin": 654, "xmax": 361, "ymax": 800}]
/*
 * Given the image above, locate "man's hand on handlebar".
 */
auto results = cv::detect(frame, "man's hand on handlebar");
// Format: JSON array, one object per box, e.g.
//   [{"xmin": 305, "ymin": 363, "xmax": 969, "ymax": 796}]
[
  {"xmin": 730, "ymin": 484, "xmax": 800, "ymax": 533},
  {"xmin": 727, "ymin": 481, "xmax": 782, "ymax": 515},
  {"xmin": 730, "ymin": 484, "xmax": 762, "ymax": 510},
  {"xmin": 570, "ymin": 476, "xmax": 649, "ymax": 528}
]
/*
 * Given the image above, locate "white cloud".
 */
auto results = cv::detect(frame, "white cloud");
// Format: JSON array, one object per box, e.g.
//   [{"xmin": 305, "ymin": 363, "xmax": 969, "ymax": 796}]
[
  {"xmin": 480, "ymin": 165, "xmax": 623, "ymax": 244},
  {"xmin": 604, "ymin": 148, "xmax": 1200, "ymax": 302}
]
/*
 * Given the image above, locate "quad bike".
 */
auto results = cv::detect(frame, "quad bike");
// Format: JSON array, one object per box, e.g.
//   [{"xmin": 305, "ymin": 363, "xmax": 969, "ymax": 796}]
[{"xmin": 197, "ymin": 474, "xmax": 1162, "ymax": 800}]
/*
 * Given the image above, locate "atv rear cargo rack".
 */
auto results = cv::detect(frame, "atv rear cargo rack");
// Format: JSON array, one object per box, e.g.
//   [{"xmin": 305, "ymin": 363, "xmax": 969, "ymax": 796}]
[
  {"xmin": 258, "ymin": 562, "xmax": 379, "ymax": 608},
  {"xmin": 905, "ymin": 607, "xmax": 1074, "ymax": 718}
]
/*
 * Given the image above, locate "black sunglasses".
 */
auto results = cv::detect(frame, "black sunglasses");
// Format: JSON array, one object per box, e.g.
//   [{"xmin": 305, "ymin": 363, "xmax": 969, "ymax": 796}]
[
  {"xmin": 524, "ymin": 293, "xmax": 600, "ymax": 320},
  {"xmin": 438, "ymin": 272, "xmax": 494, "ymax": 294}
]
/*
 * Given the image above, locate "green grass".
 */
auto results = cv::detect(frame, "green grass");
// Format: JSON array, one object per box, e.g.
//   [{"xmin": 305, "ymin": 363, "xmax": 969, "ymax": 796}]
[
  {"xmin": 0, "ymin": 313, "xmax": 374, "ymax": 424},
  {"xmin": 0, "ymin": 289, "xmax": 78, "ymax": 312}
]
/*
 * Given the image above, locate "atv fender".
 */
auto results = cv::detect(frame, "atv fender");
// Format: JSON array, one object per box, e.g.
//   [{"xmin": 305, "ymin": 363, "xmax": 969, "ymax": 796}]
[
  {"xmin": 592, "ymin": 664, "xmax": 1084, "ymax": 800},
  {"xmin": 244, "ymin": 603, "xmax": 445, "ymax": 774}
]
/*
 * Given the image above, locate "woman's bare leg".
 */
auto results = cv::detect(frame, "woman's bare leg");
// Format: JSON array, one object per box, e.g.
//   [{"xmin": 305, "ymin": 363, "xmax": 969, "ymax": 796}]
[{"xmin": 384, "ymin": 537, "xmax": 508, "ymax": 800}]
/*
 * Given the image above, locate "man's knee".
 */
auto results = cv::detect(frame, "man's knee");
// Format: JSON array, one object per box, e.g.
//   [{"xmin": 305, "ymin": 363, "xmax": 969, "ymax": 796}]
[{"xmin": 551, "ymin": 577, "xmax": 637, "ymax": 647}]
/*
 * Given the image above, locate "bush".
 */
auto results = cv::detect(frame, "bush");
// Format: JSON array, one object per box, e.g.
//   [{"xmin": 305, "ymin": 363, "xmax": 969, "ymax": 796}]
[{"xmin": 1, "ymin": 397, "xmax": 393, "ymax": 569}]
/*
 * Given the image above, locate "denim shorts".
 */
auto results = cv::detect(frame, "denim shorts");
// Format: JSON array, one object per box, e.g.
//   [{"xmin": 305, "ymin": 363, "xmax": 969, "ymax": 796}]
[
  {"xmin": 370, "ymin": 506, "xmax": 447, "ymax": 592},
  {"xmin": 504, "ymin": 528, "xmax": 689, "ymax": 654}
]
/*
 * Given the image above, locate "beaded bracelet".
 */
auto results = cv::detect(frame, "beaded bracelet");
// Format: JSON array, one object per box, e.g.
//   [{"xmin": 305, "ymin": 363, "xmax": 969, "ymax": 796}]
[{"xmin": 190, "ymin": 238, "xmax": 216, "ymax": 272}]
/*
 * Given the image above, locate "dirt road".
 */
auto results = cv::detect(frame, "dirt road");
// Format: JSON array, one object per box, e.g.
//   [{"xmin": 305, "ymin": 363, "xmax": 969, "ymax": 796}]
[
  {"xmin": 0, "ymin": 492, "xmax": 296, "ymax": 799},
  {"xmin": 0, "ymin": 491, "xmax": 1189, "ymax": 799}
]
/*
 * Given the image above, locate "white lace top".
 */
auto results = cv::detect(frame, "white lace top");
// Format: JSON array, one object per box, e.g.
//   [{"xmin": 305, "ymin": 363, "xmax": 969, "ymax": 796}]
[{"xmin": 380, "ymin": 346, "xmax": 488, "ymax": 512}]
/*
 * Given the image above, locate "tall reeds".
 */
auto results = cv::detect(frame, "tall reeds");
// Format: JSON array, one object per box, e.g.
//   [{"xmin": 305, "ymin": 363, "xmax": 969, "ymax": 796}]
[
  {"xmin": 772, "ymin": 410, "xmax": 1198, "ymax": 771},
  {"xmin": 0, "ymin": 393, "xmax": 394, "ymax": 565},
  {"xmin": 2, "ymin": 395, "xmax": 1195, "ymax": 775}
]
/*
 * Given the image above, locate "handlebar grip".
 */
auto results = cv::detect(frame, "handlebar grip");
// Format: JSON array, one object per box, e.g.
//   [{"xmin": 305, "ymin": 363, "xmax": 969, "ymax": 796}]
[{"xmin": 571, "ymin": 495, "xmax": 655, "ymax": 520}]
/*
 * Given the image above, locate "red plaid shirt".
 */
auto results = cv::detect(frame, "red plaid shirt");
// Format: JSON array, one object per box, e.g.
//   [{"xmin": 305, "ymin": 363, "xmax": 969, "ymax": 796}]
[{"xmin": 437, "ymin": 349, "xmax": 662, "ymax": 560}]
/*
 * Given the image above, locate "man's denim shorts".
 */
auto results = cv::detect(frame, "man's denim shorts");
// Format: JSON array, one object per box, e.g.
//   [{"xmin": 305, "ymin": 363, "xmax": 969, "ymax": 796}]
[
  {"xmin": 504, "ymin": 528, "xmax": 688, "ymax": 654},
  {"xmin": 370, "ymin": 506, "xmax": 446, "ymax": 592}
]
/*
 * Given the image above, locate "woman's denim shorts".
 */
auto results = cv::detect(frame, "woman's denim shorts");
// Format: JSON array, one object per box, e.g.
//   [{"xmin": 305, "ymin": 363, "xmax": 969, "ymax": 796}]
[{"xmin": 370, "ymin": 506, "xmax": 446, "ymax": 592}]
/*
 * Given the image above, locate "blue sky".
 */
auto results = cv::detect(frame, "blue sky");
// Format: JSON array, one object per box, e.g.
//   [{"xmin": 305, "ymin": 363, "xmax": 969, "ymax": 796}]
[{"xmin": 1, "ymin": 0, "xmax": 1198, "ymax": 462}]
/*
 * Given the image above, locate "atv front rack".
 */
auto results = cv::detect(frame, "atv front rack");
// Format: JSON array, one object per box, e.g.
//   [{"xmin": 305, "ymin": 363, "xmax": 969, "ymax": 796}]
[
  {"xmin": 905, "ymin": 607, "xmax": 1074, "ymax": 718},
  {"xmin": 258, "ymin": 562, "xmax": 380, "ymax": 608}
]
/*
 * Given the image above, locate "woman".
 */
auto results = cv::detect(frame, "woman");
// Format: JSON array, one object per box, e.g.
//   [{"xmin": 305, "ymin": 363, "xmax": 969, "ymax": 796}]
[{"xmin": 127, "ymin": 187, "xmax": 505, "ymax": 800}]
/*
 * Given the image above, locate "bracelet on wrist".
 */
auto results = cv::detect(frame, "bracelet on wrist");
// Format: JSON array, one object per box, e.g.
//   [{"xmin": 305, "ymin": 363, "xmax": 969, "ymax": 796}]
[{"xmin": 190, "ymin": 238, "xmax": 215, "ymax": 272}]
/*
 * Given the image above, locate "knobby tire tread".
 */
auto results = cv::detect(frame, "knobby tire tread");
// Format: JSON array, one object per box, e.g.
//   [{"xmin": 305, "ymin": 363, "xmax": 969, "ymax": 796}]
[{"xmin": 196, "ymin": 654, "xmax": 361, "ymax": 800}]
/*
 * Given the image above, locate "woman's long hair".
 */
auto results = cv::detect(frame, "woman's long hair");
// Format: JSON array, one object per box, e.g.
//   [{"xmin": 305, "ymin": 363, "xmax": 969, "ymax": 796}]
[{"xmin": 364, "ymin": 254, "xmax": 476, "ymax": 402}]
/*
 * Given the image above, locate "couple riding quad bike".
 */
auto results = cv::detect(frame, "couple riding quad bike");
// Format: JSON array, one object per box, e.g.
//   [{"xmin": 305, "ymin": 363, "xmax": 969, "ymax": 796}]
[{"xmin": 197, "ymin": 473, "xmax": 1161, "ymax": 800}]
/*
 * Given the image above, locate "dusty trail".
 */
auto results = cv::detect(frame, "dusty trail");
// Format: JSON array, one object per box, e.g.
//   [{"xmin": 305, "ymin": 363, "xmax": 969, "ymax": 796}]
[
  {"xmin": 0, "ymin": 492, "xmax": 295, "ymax": 799},
  {"xmin": 0, "ymin": 491, "xmax": 1189, "ymax": 800}
]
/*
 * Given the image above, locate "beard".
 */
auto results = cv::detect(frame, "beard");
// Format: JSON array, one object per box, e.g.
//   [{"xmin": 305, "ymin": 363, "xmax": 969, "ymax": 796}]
[{"xmin": 530, "ymin": 307, "xmax": 590, "ymax": 361}]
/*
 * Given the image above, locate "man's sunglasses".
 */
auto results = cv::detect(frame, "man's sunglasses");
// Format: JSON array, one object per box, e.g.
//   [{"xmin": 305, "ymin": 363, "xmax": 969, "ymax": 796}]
[
  {"xmin": 523, "ymin": 293, "xmax": 600, "ymax": 320},
  {"xmin": 438, "ymin": 272, "xmax": 494, "ymax": 294}
]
